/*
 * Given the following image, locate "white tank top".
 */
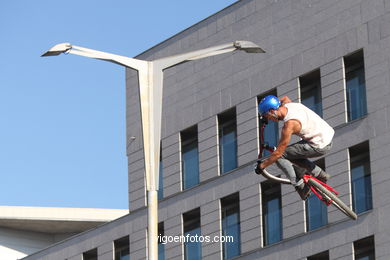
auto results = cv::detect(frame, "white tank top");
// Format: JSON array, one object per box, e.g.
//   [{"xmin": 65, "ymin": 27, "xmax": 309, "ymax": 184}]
[{"xmin": 283, "ymin": 103, "xmax": 334, "ymax": 148}]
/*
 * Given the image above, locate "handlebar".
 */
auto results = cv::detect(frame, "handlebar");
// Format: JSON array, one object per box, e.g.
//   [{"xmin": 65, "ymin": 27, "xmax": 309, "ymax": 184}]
[{"xmin": 258, "ymin": 167, "xmax": 291, "ymax": 184}]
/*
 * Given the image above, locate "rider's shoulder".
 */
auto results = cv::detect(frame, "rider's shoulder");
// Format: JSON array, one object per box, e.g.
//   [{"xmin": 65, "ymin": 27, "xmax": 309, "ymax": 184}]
[{"xmin": 283, "ymin": 118, "xmax": 302, "ymax": 132}]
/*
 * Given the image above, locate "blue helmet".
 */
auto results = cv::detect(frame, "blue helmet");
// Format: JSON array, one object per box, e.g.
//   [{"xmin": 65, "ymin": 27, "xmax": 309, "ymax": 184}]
[{"xmin": 258, "ymin": 95, "xmax": 281, "ymax": 115}]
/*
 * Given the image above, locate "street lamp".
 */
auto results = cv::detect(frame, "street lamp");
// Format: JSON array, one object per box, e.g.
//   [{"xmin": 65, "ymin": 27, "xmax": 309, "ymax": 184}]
[{"xmin": 42, "ymin": 41, "xmax": 264, "ymax": 259}]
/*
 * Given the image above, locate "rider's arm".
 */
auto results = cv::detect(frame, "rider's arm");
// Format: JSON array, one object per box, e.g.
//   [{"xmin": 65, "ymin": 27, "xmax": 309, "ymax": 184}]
[
  {"xmin": 280, "ymin": 96, "xmax": 292, "ymax": 106},
  {"xmin": 259, "ymin": 120, "xmax": 295, "ymax": 169}
]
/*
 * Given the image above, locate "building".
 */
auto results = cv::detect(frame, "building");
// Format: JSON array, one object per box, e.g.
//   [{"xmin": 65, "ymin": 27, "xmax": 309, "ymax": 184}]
[
  {"xmin": 0, "ymin": 206, "xmax": 127, "ymax": 260},
  {"xmin": 23, "ymin": 0, "xmax": 390, "ymax": 259}
]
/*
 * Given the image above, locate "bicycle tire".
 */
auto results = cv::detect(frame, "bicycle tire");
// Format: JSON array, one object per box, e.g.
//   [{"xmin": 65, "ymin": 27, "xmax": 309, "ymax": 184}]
[{"xmin": 308, "ymin": 178, "xmax": 357, "ymax": 220}]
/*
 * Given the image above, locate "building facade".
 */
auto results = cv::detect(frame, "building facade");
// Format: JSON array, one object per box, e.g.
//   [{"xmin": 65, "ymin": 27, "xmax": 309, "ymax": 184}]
[
  {"xmin": 0, "ymin": 206, "xmax": 127, "ymax": 260},
  {"xmin": 24, "ymin": 0, "xmax": 390, "ymax": 259}
]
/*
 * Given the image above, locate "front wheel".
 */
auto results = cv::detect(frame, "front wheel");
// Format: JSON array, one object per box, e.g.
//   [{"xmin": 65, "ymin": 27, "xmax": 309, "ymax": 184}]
[{"xmin": 308, "ymin": 178, "xmax": 357, "ymax": 220}]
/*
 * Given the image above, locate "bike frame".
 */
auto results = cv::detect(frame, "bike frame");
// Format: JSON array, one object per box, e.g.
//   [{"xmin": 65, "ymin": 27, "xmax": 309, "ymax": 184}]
[{"xmin": 303, "ymin": 175, "xmax": 338, "ymax": 205}]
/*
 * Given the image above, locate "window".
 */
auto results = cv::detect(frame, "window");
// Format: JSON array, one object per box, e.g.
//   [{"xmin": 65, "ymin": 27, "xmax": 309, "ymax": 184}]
[
  {"xmin": 158, "ymin": 222, "xmax": 165, "ymax": 260},
  {"xmin": 354, "ymin": 236, "xmax": 375, "ymax": 260},
  {"xmin": 218, "ymin": 108, "xmax": 238, "ymax": 174},
  {"xmin": 83, "ymin": 248, "xmax": 98, "ymax": 260},
  {"xmin": 300, "ymin": 69, "xmax": 323, "ymax": 117},
  {"xmin": 349, "ymin": 142, "xmax": 372, "ymax": 214},
  {"xmin": 262, "ymin": 181, "xmax": 282, "ymax": 245},
  {"xmin": 181, "ymin": 126, "xmax": 199, "ymax": 190},
  {"xmin": 306, "ymin": 188, "xmax": 328, "ymax": 231},
  {"xmin": 158, "ymin": 146, "xmax": 163, "ymax": 200},
  {"xmin": 307, "ymin": 250, "xmax": 329, "ymax": 260},
  {"xmin": 183, "ymin": 208, "xmax": 201, "ymax": 260},
  {"xmin": 306, "ymin": 159, "xmax": 328, "ymax": 231},
  {"xmin": 258, "ymin": 91, "xmax": 279, "ymax": 156},
  {"xmin": 344, "ymin": 50, "xmax": 367, "ymax": 121},
  {"xmin": 221, "ymin": 193, "xmax": 241, "ymax": 259},
  {"xmin": 114, "ymin": 236, "xmax": 130, "ymax": 260}
]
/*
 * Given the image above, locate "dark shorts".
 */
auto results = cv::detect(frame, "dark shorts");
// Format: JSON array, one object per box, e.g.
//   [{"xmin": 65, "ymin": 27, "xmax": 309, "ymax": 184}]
[
  {"xmin": 282, "ymin": 140, "xmax": 332, "ymax": 160},
  {"xmin": 276, "ymin": 140, "xmax": 332, "ymax": 182}
]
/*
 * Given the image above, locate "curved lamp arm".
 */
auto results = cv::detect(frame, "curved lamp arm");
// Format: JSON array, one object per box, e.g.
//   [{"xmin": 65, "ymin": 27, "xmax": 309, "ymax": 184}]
[
  {"xmin": 154, "ymin": 40, "xmax": 265, "ymax": 70},
  {"xmin": 41, "ymin": 43, "xmax": 147, "ymax": 71}
]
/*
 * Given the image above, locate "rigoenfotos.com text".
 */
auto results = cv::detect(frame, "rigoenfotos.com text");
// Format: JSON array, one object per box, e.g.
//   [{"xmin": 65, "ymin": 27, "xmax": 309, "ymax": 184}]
[{"xmin": 158, "ymin": 234, "xmax": 234, "ymax": 245}]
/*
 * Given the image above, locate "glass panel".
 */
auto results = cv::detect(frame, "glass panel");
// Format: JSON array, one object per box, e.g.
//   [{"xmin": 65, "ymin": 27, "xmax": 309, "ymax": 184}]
[
  {"xmin": 114, "ymin": 237, "xmax": 130, "ymax": 260},
  {"xmin": 263, "ymin": 120, "xmax": 278, "ymax": 156},
  {"xmin": 300, "ymin": 70, "xmax": 322, "ymax": 117},
  {"xmin": 259, "ymin": 92, "xmax": 279, "ymax": 157},
  {"xmin": 158, "ymin": 243, "xmax": 165, "ymax": 260},
  {"xmin": 222, "ymin": 212, "xmax": 240, "ymax": 259},
  {"xmin": 307, "ymin": 251, "xmax": 329, "ymax": 260},
  {"xmin": 301, "ymin": 84, "xmax": 323, "ymax": 117},
  {"xmin": 346, "ymin": 67, "xmax": 367, "ymax": 121},
  {"xmin": 115, "ymin": 252, "xmax": 129, "ymax": 260},
  {"xmin": 83, "ymin": 249, "xmax": 98, "ymax": 260},
  {"xmin": 351, "ymin": 164, "xmax": 372, "ymax": 214},
  {"xmin": 158, "ymin": 222, "xmax": 165, "ymax": 260},
  {"xmin": 158, "ymin": 156, "xmax": 163, "ymax": 200},
  {"xmin": 184, "ymin": 227, "xmax": 201, "ymax": 260},
  {"xmin": 220, "ymin": 120, "xmax": 237, "ymax": 173},
  {"xmin": 183, "ymin": 209, "xmax": 201, "ymax": 260},
  {"xmin": 222, "ymin": 196, "xmax": 240, "ymax": 260},
  {"xmin": 306, "ymin": 193, "xmax": 328, "ymax": 231},
  {"xmin": 262, "ymin": 182, "xmax": 282, "ymax": 246},
  {"xmin": 356, "ymin": 256, "xmax": 370, "ymax": 260},
  {"xmin": 264, "ymin": 197, "xmax": 282, "ymax": 245},
  {"xmin": 354, "ymin": 236, "xmax": 375, "ymax": 260},
  {"xmin": 182, "ymin": 139, "xmax": 199, "ymax": 189}
]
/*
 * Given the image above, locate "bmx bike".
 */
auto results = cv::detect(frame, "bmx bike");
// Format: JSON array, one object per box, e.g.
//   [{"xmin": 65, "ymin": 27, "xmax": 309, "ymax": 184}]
[{"xmin": 256, "ymin": 118, "xmax": 357, "ymax": 221}]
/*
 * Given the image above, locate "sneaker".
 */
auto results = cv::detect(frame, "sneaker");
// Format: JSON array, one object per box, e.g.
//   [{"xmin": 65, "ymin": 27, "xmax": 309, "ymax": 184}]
[
  {"xmin": 295, "ymin": 183, "xmax": 311, "ymax": 200},
  {"xmin": 316, "ymin": 171, "xmax": 330, "ymax": 183}
]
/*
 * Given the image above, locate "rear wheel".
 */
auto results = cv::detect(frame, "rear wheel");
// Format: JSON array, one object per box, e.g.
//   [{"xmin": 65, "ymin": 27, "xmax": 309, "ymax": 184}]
[{"xmin": 308, "ymin": 178, "xmax": 357, "ymax": 220}]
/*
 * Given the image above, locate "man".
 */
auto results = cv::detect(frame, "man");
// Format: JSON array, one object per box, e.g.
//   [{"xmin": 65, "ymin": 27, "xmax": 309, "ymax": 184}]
[{"xmin": 256, "ymin": 95, "xmax": 334, "ymax": 200}]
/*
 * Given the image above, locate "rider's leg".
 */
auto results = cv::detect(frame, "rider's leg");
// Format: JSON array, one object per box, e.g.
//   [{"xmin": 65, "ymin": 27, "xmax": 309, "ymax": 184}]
[
  {"xmin": 281, "ymin": 140, "xmax": 332, "ymax": 181},
  {"xmin": 290, "ymin": 158, "xmax": 327, "ymax": 179},
  {"xmin": 274, "ymin": 158, "xmax": 309, "ymax": 186},
  {"xmin": 290, "ymin": 159, "xmax": 330, "ymax": 182},
  {"xmin": 274, "ymin": 141, "xmax": 332, "ymax": 199},
  {"xmin": 274, "ymin": 141, "xmax": 316, "ymax": 184},
  {"xmin": 275, "ymin": 158, "xmax": 311, "ymax": 199},
  {"xmin": 275, "ymin": 158, "xmax": 299, "ymax": 186}
]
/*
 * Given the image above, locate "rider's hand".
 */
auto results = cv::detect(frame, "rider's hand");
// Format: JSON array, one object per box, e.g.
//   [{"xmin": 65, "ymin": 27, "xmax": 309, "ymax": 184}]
[
  {"xmin": 255, "ymin": 165, "xmax": 263, "ymax": 175},
  {"xmin": 254, "ymin": 159, "xmax": 266, "ymax": 175},
  {"xmin": 260, "ymin": 116, "xmax": 268, "ymax": 125}
]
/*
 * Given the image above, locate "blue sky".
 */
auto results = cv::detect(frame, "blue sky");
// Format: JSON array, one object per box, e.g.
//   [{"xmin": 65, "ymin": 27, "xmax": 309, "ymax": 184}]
[{"xmin": 0, "ymin": 0, "xmax": 236, "ymax": 209}]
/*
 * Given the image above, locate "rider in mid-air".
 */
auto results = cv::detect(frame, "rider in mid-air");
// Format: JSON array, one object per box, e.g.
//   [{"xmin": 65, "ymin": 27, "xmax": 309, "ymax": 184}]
[{"xmin": 256, "ymin": 95, "xmax": 335, "ymax": 200}]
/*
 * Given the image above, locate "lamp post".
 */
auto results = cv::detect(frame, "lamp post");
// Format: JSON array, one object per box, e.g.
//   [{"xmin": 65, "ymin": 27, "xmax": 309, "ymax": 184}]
[{"xmin": 42, "ymin": 41, "xmax": 264, "ymax": 259}]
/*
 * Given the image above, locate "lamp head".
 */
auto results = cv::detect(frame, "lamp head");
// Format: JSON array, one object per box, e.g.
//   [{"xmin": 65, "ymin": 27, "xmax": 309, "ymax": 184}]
[
  {"xmin": 41, "ymin": 43, "xmax": 72, "ymax": 57},
  {"xmin": 234, "ymin": 41, "xmax": 265, "ymax": 53}
]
